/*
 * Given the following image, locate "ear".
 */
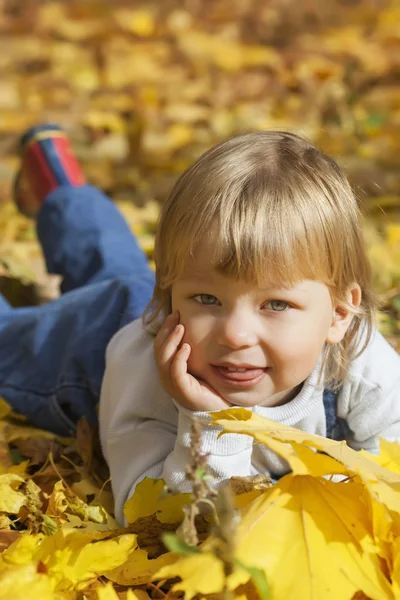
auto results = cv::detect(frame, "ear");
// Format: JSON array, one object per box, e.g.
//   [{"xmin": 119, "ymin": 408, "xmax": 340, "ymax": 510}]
[{"xmin": 326, "ymin": 283, "xmax": 362, "ymax": 345}]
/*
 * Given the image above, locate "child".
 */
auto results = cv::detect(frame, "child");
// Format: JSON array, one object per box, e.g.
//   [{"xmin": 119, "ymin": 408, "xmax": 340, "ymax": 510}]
[
  {"xmin": 99, "ymin": 130, "xmax": 400, "ymax": 525},
  {"xmin": 3, "ymin": 126, "xmax": 400, "ymax": 527}
]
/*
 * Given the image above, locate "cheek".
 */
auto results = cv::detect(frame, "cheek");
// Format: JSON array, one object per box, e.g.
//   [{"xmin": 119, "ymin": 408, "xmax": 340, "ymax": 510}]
[
  {"xmin": 179, "ymin": 316, "xmax": 204, "ymax": 357},
  {"xmin": 179, "ymin": 315, "xmax": 215, "ymax": 372},
  {"xmin": 293, "ymin": 308, "xmax": 332, "ymax": 344},
  {"xmin": 182, "ymin": 325, "xmax": 207, "ymax": 374},
  {"xmin": 270, "ymin": 337, "xmax": 322, "ymax": 388},
  {"xmin": 179, "ymin": 310, "xmax": 214, "ymax": 344},
  {"xmin": 269, "ymin": 315, "xmax": 329, "ymax": 367}
]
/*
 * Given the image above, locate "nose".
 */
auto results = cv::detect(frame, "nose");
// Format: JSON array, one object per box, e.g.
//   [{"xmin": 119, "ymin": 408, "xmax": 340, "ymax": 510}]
[{"xmin": 216, "ymin": 309, "xmax": 258, "ymax": 349}]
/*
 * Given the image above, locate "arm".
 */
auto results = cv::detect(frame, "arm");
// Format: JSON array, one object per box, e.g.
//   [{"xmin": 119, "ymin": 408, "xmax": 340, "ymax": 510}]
[
  {"xmin": 99, "ymin": 319, "xmax": 253, "ymax": 525},
  {"xmin": 348, "ymin": 382, "xmax": 400, "ymax": 454},
  {"xmin": 344, "ymin": 382, "xmax": 400, "ymax": 454},
  {"xmin": 99, "ymin": 320, "xmax": 177, "ymax": 524},
  {"xmin": 339, "ymin": 330, "xmax": 400, "ymax": 454}
]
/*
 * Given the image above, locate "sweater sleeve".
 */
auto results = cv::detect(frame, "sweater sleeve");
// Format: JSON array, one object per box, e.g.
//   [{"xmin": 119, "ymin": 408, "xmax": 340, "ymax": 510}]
[
  {"xmin": 99, "ymin": 319, "xmax": 253, "ymax": 525},
  {"xmin": 162, "ymin": 403, "xmax": 254, "ymax": 491},
  {"xmin": 338, "ymin": 329, "xmax": 400, "ymax": 454}
]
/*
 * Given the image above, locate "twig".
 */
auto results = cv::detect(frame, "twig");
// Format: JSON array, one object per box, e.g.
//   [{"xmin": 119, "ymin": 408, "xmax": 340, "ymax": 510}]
[
  {"xmin": 48, "ymin": 451, "xmax": 74, "ymax": 494},
  {"xmin": 175, "ymin": 418, "xmax": 216, "ymax": 546},
  {"xmin": 146, "ymin": 581, "xmax": 168, "ymax": 598}
]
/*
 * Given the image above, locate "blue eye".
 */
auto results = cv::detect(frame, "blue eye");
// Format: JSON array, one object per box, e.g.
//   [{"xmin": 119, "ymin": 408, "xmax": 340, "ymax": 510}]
[
  {"xmin": 194, "ymin": 294, "xmax": 219, "ymax": 305},
  {"xmin": 266, "ymin": 300, "xmax": 289, "ymax": 312}
]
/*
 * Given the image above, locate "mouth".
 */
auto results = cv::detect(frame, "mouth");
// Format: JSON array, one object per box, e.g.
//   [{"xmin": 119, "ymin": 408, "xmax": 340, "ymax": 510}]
[{"xmin": 211, "ymin": 364, "xmax": 268, "ymax": 387}]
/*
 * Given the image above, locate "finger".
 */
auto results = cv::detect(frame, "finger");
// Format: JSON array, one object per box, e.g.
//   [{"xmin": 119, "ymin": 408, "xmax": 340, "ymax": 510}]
[
  {"xmin": 156, "ymin": 324, "xmax": 185, "ymax": 371},
  {"xmin": 170, "ymin": 342, "xmax": 192, "ymax": 392},
  {"xmin": 154, "ymin": 311, "xmax": 179, "ymax": 354}
]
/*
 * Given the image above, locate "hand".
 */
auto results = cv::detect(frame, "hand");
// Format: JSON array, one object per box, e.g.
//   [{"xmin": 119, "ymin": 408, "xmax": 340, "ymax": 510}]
[{"xmin": 154, "ymin": 312, "xmax": 231, "ymax": 411}]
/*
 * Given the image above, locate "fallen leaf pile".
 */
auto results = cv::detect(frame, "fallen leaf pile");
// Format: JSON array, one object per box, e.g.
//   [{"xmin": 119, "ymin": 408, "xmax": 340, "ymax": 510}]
[
  {"xmin": 0, "ymin": 1, "xmax": 399, "ymax": 598},
  {"xmin": 2, "ymin": 399, "xmax": 400, "ymax": 599}
]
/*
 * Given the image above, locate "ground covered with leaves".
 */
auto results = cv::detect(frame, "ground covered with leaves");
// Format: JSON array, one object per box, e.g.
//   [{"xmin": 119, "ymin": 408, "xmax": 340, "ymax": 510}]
[{"xmin": 0, "ymin": 1, "xmax": 399, "ymax": 599}]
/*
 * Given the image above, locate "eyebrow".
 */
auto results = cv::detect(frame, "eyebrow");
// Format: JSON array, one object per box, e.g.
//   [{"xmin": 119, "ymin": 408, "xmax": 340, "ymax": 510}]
[{"xmin": 179, "ymin": 274, "xmax": 311, "ymax": 295}]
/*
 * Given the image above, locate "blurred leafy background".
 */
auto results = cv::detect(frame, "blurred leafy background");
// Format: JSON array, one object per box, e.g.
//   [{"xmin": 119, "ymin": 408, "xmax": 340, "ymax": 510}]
[{"xmin": 0, "ymin": 0, "xmax": 399, "ymax": 348}]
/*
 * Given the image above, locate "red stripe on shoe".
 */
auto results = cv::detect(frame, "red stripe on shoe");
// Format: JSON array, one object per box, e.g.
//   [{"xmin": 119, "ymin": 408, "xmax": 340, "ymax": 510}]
[
  {"xmin": 26, "ymin": 143, "xmax": 59, "ymax": 201},
  {"xmin": 53, "ymin": 137, "xmax": 85, "ymax": 186}
]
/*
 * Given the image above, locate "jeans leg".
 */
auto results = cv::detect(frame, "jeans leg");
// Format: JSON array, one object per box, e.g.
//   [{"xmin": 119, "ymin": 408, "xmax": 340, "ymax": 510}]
[
  {"xmin": 0, "ymin": 294, "xmax": 12, "ymax": 314},
  {"xmin": 37, "ymin": 184, "xmax": 153, "ymax": 293},
  {"xmin": 0, "ymin": 273, "xmax": 155, "ymax": 436},
  {"xmin": 0, "ymin": 184, "xmax": 156, "ymax": 435}
]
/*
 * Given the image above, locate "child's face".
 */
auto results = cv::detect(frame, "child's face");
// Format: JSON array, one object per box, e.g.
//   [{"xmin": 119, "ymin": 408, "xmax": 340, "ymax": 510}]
[{"xmin": 171, "ymin": 240, "xmax": 350, "ymax": 408}]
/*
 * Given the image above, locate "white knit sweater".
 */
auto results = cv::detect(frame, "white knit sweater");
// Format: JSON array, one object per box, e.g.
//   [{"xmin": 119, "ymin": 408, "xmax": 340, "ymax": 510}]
[{"xmin": 99, "ymin": 318, "xmax": 400, "ymax": 524}]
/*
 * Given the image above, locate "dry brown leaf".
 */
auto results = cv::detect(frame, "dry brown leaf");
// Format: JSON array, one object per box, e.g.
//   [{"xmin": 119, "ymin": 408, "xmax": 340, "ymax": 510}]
[{"xmin": 0, "ymin": 530, "xmax": 20, "ymax": 552}]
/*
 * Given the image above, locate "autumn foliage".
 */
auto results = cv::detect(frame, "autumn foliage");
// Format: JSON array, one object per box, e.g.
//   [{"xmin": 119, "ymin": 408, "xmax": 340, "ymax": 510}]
[
  {"xmin": 0, "ymin": 1, "xmax": 399, "ymax": 599},
  {"xmin": 2, "ymin": 400, "xmax": 400, "ymax": 599}
]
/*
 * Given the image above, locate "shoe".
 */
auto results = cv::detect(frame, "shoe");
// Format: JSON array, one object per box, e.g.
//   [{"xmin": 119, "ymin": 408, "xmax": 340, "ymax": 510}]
[{"xmin": 13, "ymin": 124, "xmax": 86, "ymax": 218}]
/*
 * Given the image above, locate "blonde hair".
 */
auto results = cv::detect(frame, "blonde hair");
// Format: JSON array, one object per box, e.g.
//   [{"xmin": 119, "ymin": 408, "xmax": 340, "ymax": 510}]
[{"xmin": 143, "ymin": 130, "xmax": 376, "ymax": 387}]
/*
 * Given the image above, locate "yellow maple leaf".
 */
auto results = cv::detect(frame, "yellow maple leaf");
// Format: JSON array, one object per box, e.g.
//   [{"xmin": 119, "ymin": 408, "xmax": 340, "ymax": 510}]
[
  {"xmin": 0, "ymin": 533, "xmax": 42, "ymax": 567},
  {"xmin": 34, "ymin": 529, "xmax": 137, "ymax": 591},
  {"xmin": 233, "ymin": 475, "xmax": 393, "ymax": 600},
  {"xmin": 72, "ymin": 535, "xmax": 136, "ymax": 591},
  {"xmin": 123, "ymin": 477, "xmax": 190, "ymax": 524},
  {"xmin": 210, "ymin": 409, "xmax": 400, "ymax": 595},
  {"xmin": 104, "ymin": 546, "xmax": 176, "ymax": 586},
  {"xmin": 0, "ymin": 474, "xmax": 27, "ymax": 513},
  {"xmin": 0, "ymin": 528, "xmax": 137, "ymax": 593},
  {"xmin": 368, "ymin": 439, "xmax": 400, "ymax": 475},
  {"xmin": 212, "ymin": 408, "xmax": 400, "ymax": 484},
  {"xmin": 155, "ymin": 552, "xmax": 225, "ymax": 600},
  {"xmin": 213, "ymin": 409, "xmax": 400, "ymax": 528}
]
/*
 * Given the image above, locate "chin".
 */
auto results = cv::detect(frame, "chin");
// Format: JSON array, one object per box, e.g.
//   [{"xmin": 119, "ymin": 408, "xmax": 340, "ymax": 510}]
[{"xmin": 218, "ymin": 392, "xmax": 261, "ymax": 408}]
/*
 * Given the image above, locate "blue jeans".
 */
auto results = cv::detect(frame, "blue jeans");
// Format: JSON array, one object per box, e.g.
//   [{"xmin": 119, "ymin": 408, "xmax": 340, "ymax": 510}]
[{"xmin": 0, "ymin": 185, "xmax": 155, "ymax": 436}]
